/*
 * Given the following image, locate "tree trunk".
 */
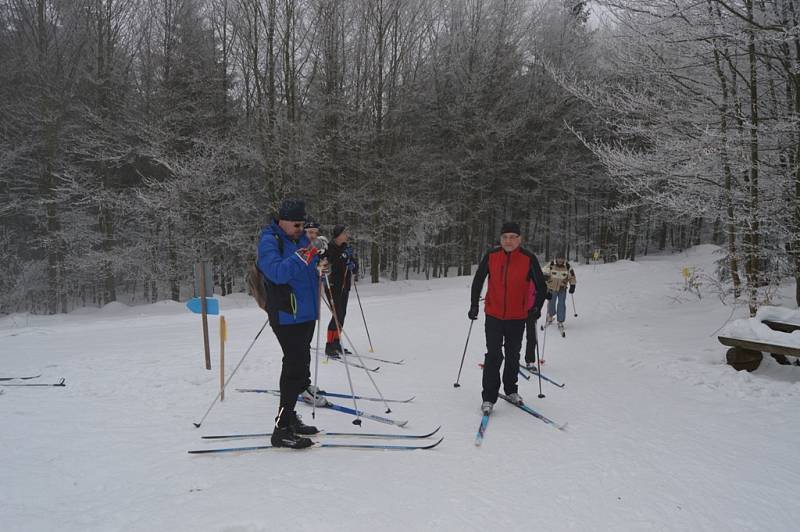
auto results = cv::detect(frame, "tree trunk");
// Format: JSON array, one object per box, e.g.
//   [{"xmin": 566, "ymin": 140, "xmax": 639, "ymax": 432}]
[{"xmin": 744, "ymin": 0, "xmax": 761, "ymax": 316}]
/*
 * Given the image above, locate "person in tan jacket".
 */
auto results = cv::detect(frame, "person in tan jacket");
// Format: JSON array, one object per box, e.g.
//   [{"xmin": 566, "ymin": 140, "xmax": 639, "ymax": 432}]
[{"xmin": 542, "ymin": 250, "xmax": 576, "ymax": 336}]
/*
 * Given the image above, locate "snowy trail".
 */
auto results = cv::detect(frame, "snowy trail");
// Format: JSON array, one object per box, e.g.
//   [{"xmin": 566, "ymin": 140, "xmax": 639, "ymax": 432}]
[{"xmin": 2, "ymin": 245, "xmax": 800, "ymax": 531}]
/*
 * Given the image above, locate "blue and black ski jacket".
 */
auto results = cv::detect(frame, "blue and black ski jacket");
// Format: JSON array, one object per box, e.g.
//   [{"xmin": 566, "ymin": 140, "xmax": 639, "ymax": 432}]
[{"xmin": 257, "ymin": 220, "xmax": 320, "ymax": 325}]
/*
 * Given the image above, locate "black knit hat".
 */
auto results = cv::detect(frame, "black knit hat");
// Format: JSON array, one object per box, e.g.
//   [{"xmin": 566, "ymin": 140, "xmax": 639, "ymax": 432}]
[
  {"xmin": 304, "ymin": 218, "xmax": 320, "ymax": 229},
  {"xmin": 278, "ymin": 198, "xmax": 306, "ymax": 221},
  {"xmin": 332, "ymin": 224, "xmax": 347, "ymax": 239},
  {"xmin": 500, "ymin": 222, "xmax": 521, "ymax": 235}
]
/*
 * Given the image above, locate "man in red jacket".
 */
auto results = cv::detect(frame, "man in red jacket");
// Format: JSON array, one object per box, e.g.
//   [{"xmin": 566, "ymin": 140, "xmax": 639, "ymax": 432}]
[{"xmin": 469, "ymin": 222, "xmax": 547, "ymax": 414}]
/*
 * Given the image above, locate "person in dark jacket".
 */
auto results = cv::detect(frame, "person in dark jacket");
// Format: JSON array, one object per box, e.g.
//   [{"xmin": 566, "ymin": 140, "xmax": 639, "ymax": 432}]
[
  {"xmin": 469, "ymin": 222, "xmax": 547, "ymax": 414},
  {"xmin": 324, "ymin": 224, "xmax": 359, "ymax": 357},
  {"xmin": 257, "ymin": 198, "xmax": 327, "ymax": 449},
  {"xmin": 304, "ymin": 218, "xmax": 320, "ymax": 240}
]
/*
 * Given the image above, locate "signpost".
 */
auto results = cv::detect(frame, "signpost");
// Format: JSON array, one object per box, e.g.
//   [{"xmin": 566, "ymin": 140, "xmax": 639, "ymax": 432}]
[
  {"xmin": 219, "ymin": 316, "xmax": 227, "ymax": 400},
  {"xmin": 189, "ymin": 261, "xmax": 214, "ymax": 370}
]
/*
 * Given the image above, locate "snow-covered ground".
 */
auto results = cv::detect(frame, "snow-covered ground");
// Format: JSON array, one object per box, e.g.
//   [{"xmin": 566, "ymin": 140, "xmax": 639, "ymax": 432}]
[{"xmin": 2, "ymin": 245, "xmax": 799, "ymax": 531}]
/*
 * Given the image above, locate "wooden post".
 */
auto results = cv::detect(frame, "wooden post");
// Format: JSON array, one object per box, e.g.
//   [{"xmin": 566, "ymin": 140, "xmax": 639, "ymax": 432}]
[
  {"xmin": 199, "ymin": 262, "xmax": 211, "ymax": 370},
  {"xmin": 219, "ymin": 315, "xmax": 226, "ymax": 401}
]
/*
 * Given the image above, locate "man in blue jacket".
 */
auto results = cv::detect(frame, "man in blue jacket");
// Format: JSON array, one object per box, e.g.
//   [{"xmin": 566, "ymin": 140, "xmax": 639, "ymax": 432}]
[{"xmin": 258, "ymin": 198, "xmax": 327, "ymax": 449}]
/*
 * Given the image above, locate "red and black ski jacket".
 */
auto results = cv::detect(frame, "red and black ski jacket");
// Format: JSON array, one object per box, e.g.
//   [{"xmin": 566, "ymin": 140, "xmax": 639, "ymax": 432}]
[{"xmin": 471, "ymin": 246, "xmax": 547, "ymax": 321}]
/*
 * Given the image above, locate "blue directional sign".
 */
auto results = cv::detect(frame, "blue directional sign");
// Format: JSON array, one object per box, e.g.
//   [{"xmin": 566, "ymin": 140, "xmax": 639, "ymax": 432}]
[{"xmin": 186, "ymin": 297, "xmax": 219, "ymax": 315}]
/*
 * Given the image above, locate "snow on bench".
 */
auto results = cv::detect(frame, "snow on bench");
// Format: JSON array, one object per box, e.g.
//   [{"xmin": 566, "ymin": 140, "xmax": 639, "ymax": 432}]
[{"xmin": 718, "ymin": 306, "xmax": 800, "ymax": 371}]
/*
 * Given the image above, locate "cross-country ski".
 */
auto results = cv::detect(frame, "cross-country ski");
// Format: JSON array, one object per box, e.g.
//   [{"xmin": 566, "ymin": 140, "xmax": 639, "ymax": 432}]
[
  {"xmin": 202, "ymin": 426, "xmax": 440, "ymax": 441},
  {"xmin": 189, "ymin": 437, "xmax": 444, "ymax": 455},
  {"xmin": 236, "ymin": 388, "xmax": 415, "ymax": 403},
  {"xmin": 0, "ymin": 374, "xmax": 41, "ymax": 381}
]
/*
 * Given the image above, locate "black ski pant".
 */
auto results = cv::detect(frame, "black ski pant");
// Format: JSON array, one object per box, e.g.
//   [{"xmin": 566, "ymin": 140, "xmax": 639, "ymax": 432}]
[
  {"xmin": 524, "ymin": 313, "xmax": 538, "ymax": 364},
  {"xmin": 326, "ymin": 285, "xmax": 350, "ymax": 339},
  {"xmin": 482, "ymin": 315, "xmax": 526, "ymax": 403},
  {"xmin": 271, "ymin": 320, "xmax": 316, "ymax": 425}
]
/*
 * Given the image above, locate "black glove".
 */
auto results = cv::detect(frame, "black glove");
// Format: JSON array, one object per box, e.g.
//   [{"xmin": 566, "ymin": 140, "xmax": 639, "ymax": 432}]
[
  {"xmin": 569, "ymin": 285, "xmax": 576, "ymax": 294},
  {"xmin": 529, "ymin": 306, "xmax": 541, "ymax": 320},
  {"xmin": 468, "ymin": 306, "xmax": 479, "ymax": 320},
  {"xmin": 546, "ymin": 290, "xmax": 553, "ymax": 300}
]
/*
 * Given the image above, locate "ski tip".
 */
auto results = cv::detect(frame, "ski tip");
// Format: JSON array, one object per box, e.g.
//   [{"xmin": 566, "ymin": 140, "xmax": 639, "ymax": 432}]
[
  {"xmin": 426, "ymin": 425, "xmax": 442, "ymax": 437},
  {"xmin": 424, "ymin": 436, "xmax": 445, "ymax": 449},
  {"xmin": 188, "ymin": 448, "xmax": 214, "ymax": 454},
  {"xmin": 397, "ymin": 420, "xmax": 409, "ymax": 428}
]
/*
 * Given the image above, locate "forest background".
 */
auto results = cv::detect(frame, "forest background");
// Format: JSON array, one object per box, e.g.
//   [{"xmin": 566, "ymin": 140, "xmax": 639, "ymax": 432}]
[{"xmin": 1, "ymin": 0, "xmax": 798, "ymax": 315}]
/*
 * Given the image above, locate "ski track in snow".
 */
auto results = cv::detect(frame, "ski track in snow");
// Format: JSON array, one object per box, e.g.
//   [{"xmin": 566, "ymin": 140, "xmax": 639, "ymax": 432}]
[{"xmin": 1, "ymin": 244, "xmax": 799, "ymax": 531}]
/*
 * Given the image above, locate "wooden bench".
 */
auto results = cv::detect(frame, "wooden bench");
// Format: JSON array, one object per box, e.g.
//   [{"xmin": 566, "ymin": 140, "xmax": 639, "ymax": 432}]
[
  {"xmin": 761, "ymin": 320, "xmax": 800, "ymax": 334},
  {"xmin": 719, "ymin": 319, "xmax": 800, "ymax": 370}
]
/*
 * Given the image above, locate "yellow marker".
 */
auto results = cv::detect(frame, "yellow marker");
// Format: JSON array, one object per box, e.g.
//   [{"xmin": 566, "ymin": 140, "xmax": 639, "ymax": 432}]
[
  {"xmin": 682, "ymin": 266, "xmax": 691, "ymax": 279},
  {"xmin": 220, "ymin": 316, "xmax": 227, "ymax": 343}
]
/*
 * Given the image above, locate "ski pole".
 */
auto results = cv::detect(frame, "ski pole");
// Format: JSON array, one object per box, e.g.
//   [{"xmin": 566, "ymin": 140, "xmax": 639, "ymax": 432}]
[
  {"xmin": 193, "ymin": 317, "xmax": 269, "ymax": 428},
  {"xmin": 571, "ymin": 293, "xmax": 578, "ymax": 317},
  {"xmin": 453, "ymin": 320, "xmax": 474, "ymax": 388},
  {"xmin": 353, "ymin": 279, "xmax": 375, "ymax": 352},
  {"xmin": 312, "ymin": 275, "xmax": 324, "ymax": 420},
  {"xmin": 323, "ymin": 274, "xmax": 362, "ymax": 424},
  {"xmin": 535, "ymin": 329, "xmax": 545, "ymax": 399},
  {"xmin": 321, "ymin": 295, "xmax": 393, "ymax": 414},
  {"xmin": 537, "ymin": 324, "xmax": 547, "ymax": 399}
]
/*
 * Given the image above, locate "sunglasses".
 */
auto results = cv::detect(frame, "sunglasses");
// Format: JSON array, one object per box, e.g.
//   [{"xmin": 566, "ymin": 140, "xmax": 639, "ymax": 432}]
[{"xmin": 292, "ymin": 222, "xmax": 304, "ymax": 228}]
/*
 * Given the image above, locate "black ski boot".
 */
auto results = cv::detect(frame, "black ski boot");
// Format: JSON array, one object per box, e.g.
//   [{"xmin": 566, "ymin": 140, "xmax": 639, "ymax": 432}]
[
  {"xmin": 271, "ymin": 426, "xmax": 313, "ymax": 449},
  {"xmin": 271, "ymin": 411, "xmax": 314, "ymax": 449},
  {"xmin": 333, "ymin": 340, "xmax": 352, "ymax": 355},
  {"xmin": 287, "ymin": 410, "xmax": 319, "ymax": 435},
  {"xmin": 325, "ymin": 341, "xmax": 341, "ymax": 359}
]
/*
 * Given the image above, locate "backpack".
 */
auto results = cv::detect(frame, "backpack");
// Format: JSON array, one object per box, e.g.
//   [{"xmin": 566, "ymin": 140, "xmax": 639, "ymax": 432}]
[
  {"xmin": 247, "ymin": 233, "xmax": 284, "ymax": 313},
  {"xmin": 246, "ymin": 262, "xmax": 269, "ymax": 312}
]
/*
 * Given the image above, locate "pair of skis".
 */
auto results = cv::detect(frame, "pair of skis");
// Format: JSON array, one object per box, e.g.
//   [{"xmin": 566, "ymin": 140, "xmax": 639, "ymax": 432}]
[
  {"xmin": 236, "ymin": 389, "xmax": 409, "ymax": 427},
  {"xmin": 475, "ymin": 395, "xmax": 567, "ymax": 445},
  {"xmin": 189, "ymin": 426, "xmax": 443, "ymax": 454}
]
